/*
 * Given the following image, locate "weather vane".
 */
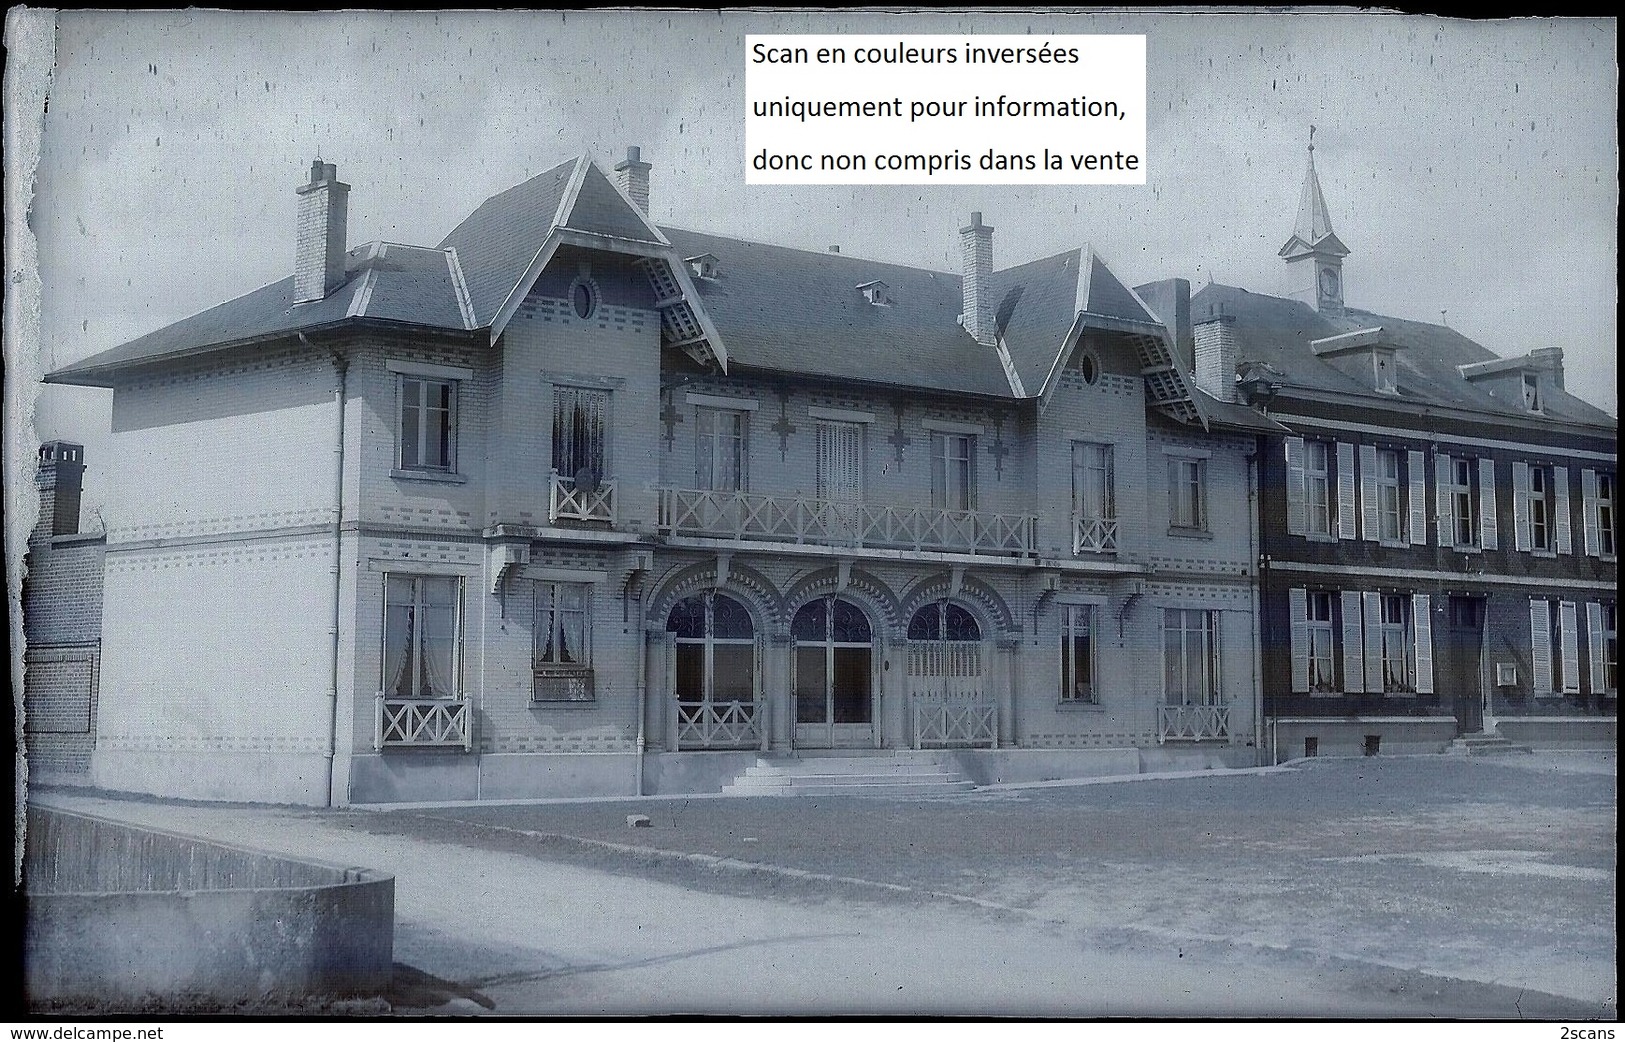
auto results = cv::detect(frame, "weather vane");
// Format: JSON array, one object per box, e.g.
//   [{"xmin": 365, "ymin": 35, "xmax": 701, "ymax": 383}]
[{"xmin": 1309, "ymin": 125, "xmax": 1316, "ymax": 153}]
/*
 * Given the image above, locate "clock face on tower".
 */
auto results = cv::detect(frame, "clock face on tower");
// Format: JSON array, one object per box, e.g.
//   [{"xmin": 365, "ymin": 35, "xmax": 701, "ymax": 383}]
[{"xmin": 1318, "ymin": 266, "xmax": 1341, "ymax": 299}]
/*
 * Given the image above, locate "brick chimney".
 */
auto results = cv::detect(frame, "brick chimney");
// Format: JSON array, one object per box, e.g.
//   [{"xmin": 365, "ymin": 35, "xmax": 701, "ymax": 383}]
[
  {"xmin": 615, "ymin": 146, "xmax": 651, "ymax": 216},
  {"xmin": 960, "ymin": 212, "xmax": 995, "ymax": 346},
  {"xmin": 1193, "ymin": 304, "xmax": 1240, "ymax": 403},
  {"xmin": 294, "ymin": 160, "xmax": 349, "ymax": 304},
  {"xmin": 34, "ymin": 441, "xmax": 85, "ymax": 542}
]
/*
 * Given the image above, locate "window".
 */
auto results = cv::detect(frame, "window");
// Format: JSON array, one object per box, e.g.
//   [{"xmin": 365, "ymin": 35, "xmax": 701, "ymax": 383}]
[
  {"xmin": 1305, "ymin": 440, "xmax": 1332, "ymax": 536},
  {"xmin": 1164, "ymin": 608, "xmax": 1220, "ymax": 706},
  {"xmin": 1595, "ymin": 603, "xmax": 1618, "ymax": 694},
  {"xmin": 1072, "ymin": 442, "xmax": 1116, "ymax": 553},
  {"xmin": 815, "ymin": 421, "xmax": 864, "ymax": 503},
  {"xmin": 553, "ymin": 386, "xmax": 609, "ymax": 486},
  {"xmin": 1449, "ymin": 459, "xmax": 1476, "ymax": 546},
  {"xmin": 1529, "ymin": 598, "xmax": 1580, "ymax": 695},
  {"xmin": 1060, "ymin": 604, "xmax": 1097, "ymax": 704},
  {"xmin": 669, "ymin": 591, "xmax": 756, "ymax": 705},
  {"xmin": 382, "ymin": 575, "xmax": 461, "ymax": 698},
  {"xmin": 1601, "ymin": 474, "xmax": 1617, "ymax": 558},
  {"xmin": 1437, "ymin": 453, "xmax": 1495, "ymax": 550},
  {"xmin": 1584, "ymin": 470, "xmax": 1616, "ymax": 558},
  {"xmin": 570, "ymin": 278, "xmax": 598, "ymax": 320},
  {"xmin": 397, "ymin": 376, "xmax": 457, "ymax": 472},
  {"xmin": 696, "ymin": 407, "xmax": 747, "ymax": 492},
  {"xmin": 1374, "ymin": 449, "xmax": 1403, "ymax": 543},
  {"xmin": 533, "ymin": 582, "xmax": 592, "ymax": 702},
  {"xmin": 932, "ymin": 432, "xmax": 976, "ymax": 511},
  {"xmin": 1305, "ymin": 591, "xmax": 1336, "ymax": 693},
  {"xmin": 1378, "ymin": 595, "xmax": 1415, "ymax": 693},
  {"xmin": 1522, "ymin": 372, "xmax": 1542, "ymax": 412},
  {"xmin": 1529, "ymin": 467, "xmax": 1551, "ymax": 550},
  {"xmin": 1168, "ymin": 457, "xmax": 1208, "ymax": 532}
]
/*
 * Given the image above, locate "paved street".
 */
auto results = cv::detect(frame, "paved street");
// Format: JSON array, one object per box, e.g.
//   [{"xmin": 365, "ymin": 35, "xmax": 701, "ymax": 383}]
[{"xmin": 31, "ymin": 751, "xmax": 1616, "ymax": 1017}]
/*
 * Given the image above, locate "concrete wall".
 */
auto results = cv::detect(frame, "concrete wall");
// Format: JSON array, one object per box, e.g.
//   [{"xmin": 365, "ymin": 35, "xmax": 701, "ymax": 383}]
[
  {"xmin": 1268, "ymin": 718, "xmax": 1458, "ymax": 763},
  {"xmin": 24, "ymin": 807, "xmax": 393, "ymax": 1008}
]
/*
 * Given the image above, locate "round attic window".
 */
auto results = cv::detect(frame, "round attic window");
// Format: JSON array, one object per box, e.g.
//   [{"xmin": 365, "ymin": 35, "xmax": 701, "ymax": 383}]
[
  {"xmin": 1078, "ymin": 350, "xmax": 1100, "ymax": 386},
  {"xmin": 570, "ymin": 278, "xmax": 599, "ymax": 320}
]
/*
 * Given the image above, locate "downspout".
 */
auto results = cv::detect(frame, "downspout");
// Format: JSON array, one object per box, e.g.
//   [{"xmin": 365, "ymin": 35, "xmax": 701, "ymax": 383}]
[
  {"xmin": 1249, "ymin": 437, "xmax": 1267, "ymax": 766},
  {"xmin": 311, "ymin": 334, "xmax": 348, "ymax": 809},
  {"xmin": 634, "ymin": 582, "xmax": 647, "ymax": 797}
]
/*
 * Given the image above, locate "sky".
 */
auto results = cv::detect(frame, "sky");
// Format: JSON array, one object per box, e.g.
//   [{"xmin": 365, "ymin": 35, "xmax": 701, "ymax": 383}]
[{"xmin": 6, "ymin": 10, "xmax": 1618, "ymax": 519}]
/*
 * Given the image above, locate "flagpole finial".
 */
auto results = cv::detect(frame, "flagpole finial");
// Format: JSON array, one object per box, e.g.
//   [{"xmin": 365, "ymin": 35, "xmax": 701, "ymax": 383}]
[{"xmin": 1309, "ymin": 125, "xmax": 1316, "ymax": 153}]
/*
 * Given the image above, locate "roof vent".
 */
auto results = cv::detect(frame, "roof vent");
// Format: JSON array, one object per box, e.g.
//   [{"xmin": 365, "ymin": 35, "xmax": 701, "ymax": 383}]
[
  {"xmin": 685, "ymin": 253, "xmax": 720, "ymax": 280},
  {"xmin": 857, "ymin": 280, "xmax": 890, "ymax": 306},
  {"xmin": 828, "ymin": 245, "xmax": 841, "ymax": 254}
]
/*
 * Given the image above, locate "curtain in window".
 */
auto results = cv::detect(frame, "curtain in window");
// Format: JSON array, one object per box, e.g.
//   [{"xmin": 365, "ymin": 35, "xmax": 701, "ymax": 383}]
[
  {"xmin": 385, "ymin": 575, "xmax": 459, "ymax": 698},
  {"xmin": 553, "ymin": 387, "xmax": 608, "ymax": 484}
]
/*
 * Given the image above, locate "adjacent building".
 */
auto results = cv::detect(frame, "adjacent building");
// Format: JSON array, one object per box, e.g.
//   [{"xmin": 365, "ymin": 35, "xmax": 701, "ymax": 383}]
[
  {"xmin": 1192, "ymin": 145, "xmax": 1618, "ymax": 760},
  {"xmin": 33, "ymin": 149, "xmax": 1279, "ymax": 805}
]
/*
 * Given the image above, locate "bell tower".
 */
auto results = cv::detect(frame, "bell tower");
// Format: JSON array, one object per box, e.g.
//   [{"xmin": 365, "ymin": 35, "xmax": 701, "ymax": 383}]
[{"xmin": 1278, "ymin": 127, "xmax": 1349, "ymax": 315}]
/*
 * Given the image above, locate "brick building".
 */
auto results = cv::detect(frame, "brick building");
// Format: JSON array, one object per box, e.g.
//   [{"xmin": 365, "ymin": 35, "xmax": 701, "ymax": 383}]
[
  {"xmin": 1192, "ymin": 145, "xmax": 1618, "ymax": 760},
  {"xmin": 34, "ymin": 149, "xmax": 1282, "ymax": 805}
]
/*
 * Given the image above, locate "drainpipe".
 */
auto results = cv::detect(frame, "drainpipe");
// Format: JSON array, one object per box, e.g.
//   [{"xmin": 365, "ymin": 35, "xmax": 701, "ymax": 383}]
[
  {"xmin": 1249, "ymin": 437, "xmax": 1266, "ymax": 766},
  {"xmin": 634, "ymin": 583, "xmax": 647, "ymax": 797},
  {"xmin": 310, "ymin": 334, "xmax": 348, "ymax": 809}
]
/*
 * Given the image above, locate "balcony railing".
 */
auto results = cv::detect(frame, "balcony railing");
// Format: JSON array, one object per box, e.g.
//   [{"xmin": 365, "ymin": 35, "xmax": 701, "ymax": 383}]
[
  {"xmin": 658, "ymin": 487, "xmax": 1036, "ymax": 557},
  {"xmin": 1158, "ymin": 703, "xmax": 1230, "ymax": 743},
  {"xmin": 1073, "ymin": 514, "xmax": 1120, "ymax": 554},
  {"xmin": 549, "ymin": 471, "xmax": 617, "ymax": 524},
  {"xmin": 676, "ymin": 700, "xmax": 768, "ymax": 750},
  {"xmin": 375, "ymin": 696, "xmax": 473, "ymax": 751},
  {"xmin": 911, "ymin": 692, "xmax": 998, "ymax": 749}
]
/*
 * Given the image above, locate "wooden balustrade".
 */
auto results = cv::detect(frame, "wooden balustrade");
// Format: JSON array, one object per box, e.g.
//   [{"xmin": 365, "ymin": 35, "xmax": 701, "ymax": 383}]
[
  {"xmin": 1158, "ymin": 703, "xmax": 1231, "ymax": 743},
  {"xmin": 550, "ymin": 471, "xmax": 617, "ymax": 523},
  {"xmin": 1073, "ymin": 514, "xmax": 1120, "ymax": 554},
  {"xmin": 675, "ymin": 700, "xmax": 767, "ymax": 750},
  {"xmin": 375, "ymin": 696, "xmax": 472, "ymax": 751}
]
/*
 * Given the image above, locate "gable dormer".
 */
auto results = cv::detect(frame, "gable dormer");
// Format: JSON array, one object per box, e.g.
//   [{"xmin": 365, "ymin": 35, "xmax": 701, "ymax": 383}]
[
  {"xmin": 685, "ymin": 253, "xmax": 721, "ymax": 281},
  {"xmin": 1311, "ymin": 327, "xmax": 1401, "ymax": 395},
  {"xmin": 1458, "ymin": 347, "xmax": 1565, "ymax": 414},
  {"xmin": 856, "ymin": 280, "xmax": 890, "ymax": 306}
]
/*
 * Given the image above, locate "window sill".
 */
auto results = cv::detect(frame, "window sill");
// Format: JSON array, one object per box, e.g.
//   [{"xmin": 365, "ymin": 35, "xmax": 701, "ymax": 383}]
[
  {"xmin": 1527, "ymin": 549, "xmax": 1557, "ymax": 559},
  {"xmin": 1167, "ymin": 526, "xmax": 1212, "ymax": 540},
  {"xmin": 1299, "ymin": 532, "xmax": 1337, "ymax": 543},
  {"xmin": 392, "ymin": 468, "xmax": 467, "ymax": 485},
  {"xmin": 529, "ymin": 700, "xmax": 598, "ymax": 709},
  {"xmin": 1447, "ymin": 544, "xmax": 1482, "ymax": 554},
  {"xmin": 1057, "ymin": 700, "xmax": 1104, "ymax": 711},
  {"xmin": 1377, "ymin": 539, "xmax": 1409, "ymax": 549}
]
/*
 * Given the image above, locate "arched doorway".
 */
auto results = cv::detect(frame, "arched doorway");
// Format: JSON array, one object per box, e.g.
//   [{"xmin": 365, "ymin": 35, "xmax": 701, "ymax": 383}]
[
  {"xmin": 906, "ymin": 600, "xmax": 995, "ymax": 747},
  {"xmin": 792, "ymin": 596, "xmax": 875, "ymax": 748},
  {"xmin": 668, "ymin": 590, "xmax": 761, "ymax": 749}
]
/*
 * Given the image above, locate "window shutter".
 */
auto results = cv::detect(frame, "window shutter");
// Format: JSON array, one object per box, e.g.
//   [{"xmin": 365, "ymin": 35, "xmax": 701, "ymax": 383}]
[
  {"xmin": 1412, "ymin": 593, "xmax": 1434, "ymax": 694},
  {"xmin": 1285, "ymin": 437, "xmax": 1306, "ymax": 534},
  {"xmin": 1512, "ymin": 462, "xmax": 1532, "ymax": 551},
  {"xmin": 1435, "ymin": 453, "xmax": 1455, "ymax": 547},
  {"xmin": 1289, "ymin": 588, "xmax": 1309, "ymax": 693},
  {"xmin": 1408, "ymin": 450, "xmax": 1428, "ymax": 544},
  {"xmin": 1336, "ymin": 442, "xmax": 1357, "ymax": 540},
  {"xmin": 1529, "ymin": 599, "xmax": 1552, "ymax": 693},
  {"xmin": 1363, "ymin": 591, "xmax": 1384, "ymax": 693},
  {"xmin": 1553, "ymin": 467, "xmax": 1572, "ymax": 554},
  {"xmin": 1559, "ymin": 601, "xmax": 1580, "ymax": 694},
  {"xmin": 1580, "ymin": 469, "xmax": 1600, "ymax": 556},
  {"xmin": 1340, "ymin": 589, "xmax": 1365, "ymax": 694},
  {"xmin": 1359, "ymin": 444, "xmax": 1379, "ymax": 541},
  {"xmin": 1586, "ymin": 601, "xmax": 1607, "ymax": 695},
  {"xmin": 1478, "ymin": 458, "xmax": 1498, "ymax": 550}
]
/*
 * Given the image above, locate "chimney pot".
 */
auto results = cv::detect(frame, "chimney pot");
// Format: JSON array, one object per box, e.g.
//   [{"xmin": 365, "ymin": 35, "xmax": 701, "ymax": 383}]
[
  {"xmin": 34, "ymin": 440, "xmax": 85, "ymax": 540},
  {"xmin": 828, "ymin": 245, "xmax": 840, "ymax": 254},
  {"xmin": 615, "ymin": 144, "xmax": 652, "ymax": 216}
]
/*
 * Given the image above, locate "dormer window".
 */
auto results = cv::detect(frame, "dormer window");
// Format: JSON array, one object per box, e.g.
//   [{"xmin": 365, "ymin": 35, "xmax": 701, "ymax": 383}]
[
  {"xmin": 685, "ymin": 253, "xmax": 721, "ymax": 280},
  {"xmin": 1309, "ymin": 327, "xmax": 1402, "ymax": 396},
  {"xmin": 1522, "ymin": 372, "xmax": 1543, "ymax": 412},
  {"xmin": 857, "ymin": 280, "xmax": 890, "ymax": 306},
  {"xmin": 1373, "ymin": 350, "xmax": 1397, "ymax": 394}
]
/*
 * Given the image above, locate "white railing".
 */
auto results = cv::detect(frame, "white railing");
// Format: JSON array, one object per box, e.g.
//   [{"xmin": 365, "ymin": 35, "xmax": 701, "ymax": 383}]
[
  {"xmin": 375, "ymin": 696, "xmax": 473, "ymax": 751},
  {"xmin": 912, "ymin": 692, "xmax": 998, "ymax": 749},
  {"xmin": 1158, "ymin": 703, "xmax": 1231, "ymax": 743},
  {"xmin": 549, "ymin": 471, "xmax": 617, "ymax": 524},
  {"xmin": 658, "ymin": 487, "xmax": 1035, "ymax": 557},
  {"xmin": 1073, "ymin": 514, "xmax": 1119, "ymax": 554},
  {"xmin": 676, "ymin": 700, "xmax": 767, "ymax": 750}
]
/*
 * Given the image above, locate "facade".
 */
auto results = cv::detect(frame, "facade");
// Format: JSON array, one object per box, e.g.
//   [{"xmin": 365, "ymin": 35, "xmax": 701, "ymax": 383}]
[
  {"xmin": 1193, "ymin": 146, "xmax": 1618, "ymax": 761},
  {"xmin": 34, "ymin": 151, "xmax": 1280, "ymax": 806}
]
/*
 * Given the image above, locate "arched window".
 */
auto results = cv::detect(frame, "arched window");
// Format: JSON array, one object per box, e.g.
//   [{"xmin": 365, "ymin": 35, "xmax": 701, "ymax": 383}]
[
  {"xmin": 907, "ymin": 600, "xmax": 981, "ymax": 643},
  {"xmin": 668, "ymin": 591, "xmax": 755, "ymax": 704},
  {"xmin": 793, "ymin": 597, "xmax": 874, "ymax": 734}
]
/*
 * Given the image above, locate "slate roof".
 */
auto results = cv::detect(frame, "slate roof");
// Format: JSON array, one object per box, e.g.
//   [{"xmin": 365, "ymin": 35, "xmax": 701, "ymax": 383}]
[
  {"xmin": 660, "ymin": 228, "xmax": 1012, "ymax": 399},
  {"xmin": 1190, "ymin": 282, "xmax": 1615, "ymax": 429},
  {"xmin": 437, "ymin": 157, "xmax": 579, "ymax": 328}
]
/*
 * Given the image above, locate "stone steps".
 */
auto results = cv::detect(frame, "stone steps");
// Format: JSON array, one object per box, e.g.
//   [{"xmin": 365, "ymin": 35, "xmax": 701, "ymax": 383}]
[
  {"xmin": 722, "ymin": 754, "xmax": 977, "ymax": 797},
  {"xmin": 1447, "ymin": 732, "xmax": 1534, "ymax": 756}
]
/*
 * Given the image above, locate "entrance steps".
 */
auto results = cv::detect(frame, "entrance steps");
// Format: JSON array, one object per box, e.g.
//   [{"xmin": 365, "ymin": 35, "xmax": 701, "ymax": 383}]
[
  {"xmin": 1447, "ymin": 731, "xmax": 1534, "ymax": 756},
  {"xmin": 721, "ymin": 752, "xmax": 977, "ymax": 797}
]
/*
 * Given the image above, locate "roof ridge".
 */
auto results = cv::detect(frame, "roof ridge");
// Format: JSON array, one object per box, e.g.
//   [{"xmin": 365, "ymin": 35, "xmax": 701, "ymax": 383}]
[{"xmin": 661, "ymin": 225, "xmax": 957, "ymax": 277}]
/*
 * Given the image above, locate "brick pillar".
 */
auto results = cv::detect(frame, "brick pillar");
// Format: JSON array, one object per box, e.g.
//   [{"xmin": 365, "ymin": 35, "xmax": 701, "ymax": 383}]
[
  {"xmin": 960, "ymin": 212, "xmax": 995, "ymax": 346},
  {"xmin": 615, "ymin": 146, "xmax": 651, "ymax": 216},
  {"xmin": 294, "ymin": 160, "xmax": 350, "ymax": 304},
  {"xmin": 1194, "ymin": 306, "xmax": 1240, "ymax": 403},
  {"xmin": 34, "ymin": 441, "xmax": 85, "ymax": 542}
]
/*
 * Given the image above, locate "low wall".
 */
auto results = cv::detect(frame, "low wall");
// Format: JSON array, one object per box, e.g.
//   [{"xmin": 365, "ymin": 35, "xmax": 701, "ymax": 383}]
[
  {"xmin": 1493, "ymin": 717, "xmax": 1616, "ymax": 749},
  {"xmin": 25, "ymin": 807, "xmax": 393, "ymax": 1009},
  {"xmin": 1268, "ymin": 717, "xmax": 1458, "ymax": 764}
]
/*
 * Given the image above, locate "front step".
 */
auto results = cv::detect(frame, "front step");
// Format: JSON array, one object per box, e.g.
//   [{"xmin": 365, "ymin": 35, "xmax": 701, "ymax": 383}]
[
  {"xmin": 1448, "ymin": 732, "xmax": 1534, "ymax": 756},
  {"xmin": 721, "ymin": 753, "xmax": 977, "ymax": 797}
]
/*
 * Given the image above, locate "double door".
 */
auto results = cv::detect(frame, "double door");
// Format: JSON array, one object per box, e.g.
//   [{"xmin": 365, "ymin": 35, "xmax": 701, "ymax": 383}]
[{"xmin": 792, "ymin": 596, "xmax": 875, "ymax": 748}]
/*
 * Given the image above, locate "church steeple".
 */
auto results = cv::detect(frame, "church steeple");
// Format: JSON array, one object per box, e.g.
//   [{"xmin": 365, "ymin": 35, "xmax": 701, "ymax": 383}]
[{"xmin": 1279, "ymin": 127, "xmax": 1349, "ymax": 314}]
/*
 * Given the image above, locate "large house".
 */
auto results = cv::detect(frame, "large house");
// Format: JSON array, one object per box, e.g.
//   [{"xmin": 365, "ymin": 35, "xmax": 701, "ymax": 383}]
[
  {"xmin": 1191, "ymin": 146, "xmax": 1617, "ymax": 760},
  {"xmin": 31, "ymin": 148, "xmax": 1280, "ymax": 805}
]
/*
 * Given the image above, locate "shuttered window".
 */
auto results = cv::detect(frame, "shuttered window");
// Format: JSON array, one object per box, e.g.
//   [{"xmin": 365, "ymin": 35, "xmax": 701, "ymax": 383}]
[
  {"xmin": 1305, "ymin": 440, "xmax": 1333, "ymax": 537},
  {"xmin": 1529, "ymin": 598, "xmax": 1553, "ymax": 693},
  {"xmin": 1581, "ymin": 470, "xmax": 1616, "ymax": 558},
  {"xmin": 1288, "ymin": 588, "xmax": 1336, "ymax": 694},
  {"xmin": 1285, "ymin": 436, "xmax": 1307, "ymax": 534},
  {"xmin": 1336, "ymin": 442, "xmax": 1357, "ymax": 540},
  {"xmin": 1340, "ymin": 589, "xmax": 1366, "ymax": 694},
  {"xmin": 816, "ymin": 421, "xmax": 864, "ymax": 502},
  {"xmin": 1588, "ymin": 602, "xmax": 1617, "ymax": 694},
  {"xmin": 1407, "ymin": 450, "xmax": 1428, "ymax": 544}
]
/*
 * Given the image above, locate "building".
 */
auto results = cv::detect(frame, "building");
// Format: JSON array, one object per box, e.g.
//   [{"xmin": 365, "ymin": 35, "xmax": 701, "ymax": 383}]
[
  {"xmin": 32, "ymin": 149, "xmax": 1282, "ymax": 805},
  {"xmin": 1191, "ymin": 144, "xmax": 1618, "ymax": 761}
]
